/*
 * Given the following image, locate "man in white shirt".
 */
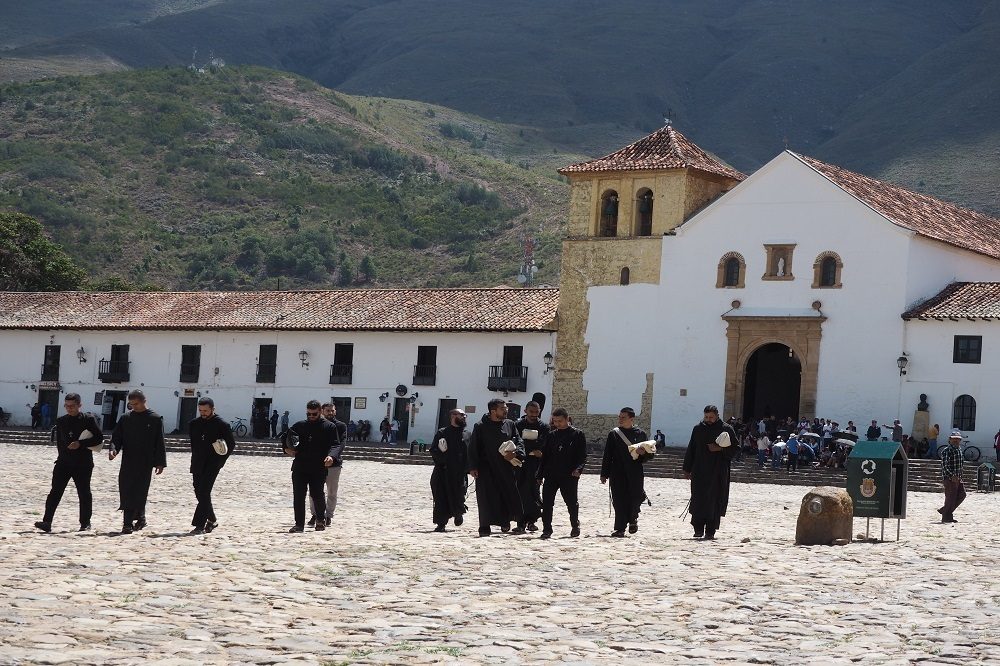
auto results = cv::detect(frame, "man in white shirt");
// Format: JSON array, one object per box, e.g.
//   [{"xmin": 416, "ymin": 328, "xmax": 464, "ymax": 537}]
[{"xmin": 756, "ymin": 433, "xmax": 770, "ymax": 469}]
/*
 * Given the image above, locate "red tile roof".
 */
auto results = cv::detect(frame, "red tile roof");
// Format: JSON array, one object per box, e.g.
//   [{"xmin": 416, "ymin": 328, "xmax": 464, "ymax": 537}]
[
  {"xmin": 902, "ymin": 282, "xmax": 1000, "ymax": 320},
  {"xmin": 792, "ymin": 152, "xmax": 1000, "ymax": 261},
  {"xmin": 0, "ymin": 288, "xmax": 559, "ymax": 332},
  {"xmin": 558, "ymin": 125, "xmax": 746, "ymax": 181}
]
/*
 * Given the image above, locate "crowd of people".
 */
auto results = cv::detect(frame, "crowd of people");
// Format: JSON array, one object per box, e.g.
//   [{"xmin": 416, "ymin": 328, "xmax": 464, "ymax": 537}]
[{"xmin": 31, "ymin": 395, "xmax": 971, "ymax": 537}]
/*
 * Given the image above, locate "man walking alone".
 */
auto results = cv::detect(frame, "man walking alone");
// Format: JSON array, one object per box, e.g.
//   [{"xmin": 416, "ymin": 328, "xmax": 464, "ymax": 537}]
[{"xmin": 188, "ymin": 397, "xmax": 236, "ymax": 534}]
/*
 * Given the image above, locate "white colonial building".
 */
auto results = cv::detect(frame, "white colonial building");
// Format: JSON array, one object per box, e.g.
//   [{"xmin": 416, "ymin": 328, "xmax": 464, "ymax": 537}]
[
  {"xmin": 0, "ymin": 288, "xmax": 557, "ymax": 441},
  {"xmin": 552, "ymin": 125, "xmax": 1000, "ymax": 456}
]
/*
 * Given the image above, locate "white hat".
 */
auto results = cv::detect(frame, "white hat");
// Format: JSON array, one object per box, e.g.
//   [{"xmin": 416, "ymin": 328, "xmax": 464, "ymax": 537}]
[
  {"xmin": 212, "ymin": 439, "xmax": 229, "ymax": 455},
  {"xmin": 949, "ymin": 429, "xmax": 963, "ymax": 440}
]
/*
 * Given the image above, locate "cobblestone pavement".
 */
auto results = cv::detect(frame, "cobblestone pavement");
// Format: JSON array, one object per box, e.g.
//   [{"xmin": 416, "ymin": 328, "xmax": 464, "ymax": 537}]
[{"xmin": 1, "ymin": 442, "xmax": 999, "ymax": 665}]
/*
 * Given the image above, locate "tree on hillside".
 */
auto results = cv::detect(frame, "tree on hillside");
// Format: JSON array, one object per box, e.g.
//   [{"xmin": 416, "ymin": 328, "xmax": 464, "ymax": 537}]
[
  {"xmin": 0, "ymin": 212, "xmax": 86, "ymax": 291},
  {"xmin": 339, "ymin": 257, "xmax": 355, "ymax": 287},
  {"xmin": 360, "ymin": 255, "xmax": 377, "ymax": 283}
]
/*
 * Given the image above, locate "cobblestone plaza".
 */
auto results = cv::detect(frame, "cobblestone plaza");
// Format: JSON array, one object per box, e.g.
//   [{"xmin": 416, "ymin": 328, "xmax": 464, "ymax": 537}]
[{"xmin": 1, "ymin": 443, "xmax": 998, "ymax": 664}]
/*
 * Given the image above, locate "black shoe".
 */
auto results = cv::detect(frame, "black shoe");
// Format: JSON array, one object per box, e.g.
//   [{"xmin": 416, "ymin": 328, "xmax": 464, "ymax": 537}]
[
  {"xmin": 512, "ymin": 524, "xmax": 526, "ymax": 534},
  {"xmin": 121, "ymin": 524, "xmax": 133, "ymax": 535},
  {"xmin": 307, "ymin": 516, "xmax": 316, "ymax": 527},
  {"xmin": 434, "ymin": 525, "xmax": 447, "ymax": 532},
  {"xmin": 525, "ymin": 522, "xmax": 537, "ymax": 532},
  {"xmin": 693, "ymin": 529, "xmax": 704, "ymax": 539},
  {"xmin": 611, "ymin": 530, "xmax": 625, "ymax": 538},
  {"xmin": 34, "ymin": 521, "xmax": 51, "ymax": 533},
  {"xmin": 628, "ymin": 521, "xmax": 638, "ymax": 534},
  {"xmin": 539, "ymin": 531, "xmax": 552, "ymax": 540},
  {"xmin": 500, "ymin": 523, "xmax": 511, "ymax": 533},
  {"xmin": 315, "ymin": 521, "xmax": 326, "ymax": 531},
  {"xmin": 204, "ymin": 521, "xmax": 218, "ymax": 534},
  {"xmin": 477, "ymin": 530, "xmax": 491, "ymax": 537},
  {"xmin": 570, "ymin": 526, "xmax": 581, "ymax": 538},
  {"xmin": 704, "ymin": 531, "xmax": 717, "ymax": 540},
  {"xmin": 79, "ymin": 524, "xmax": 91, "ymax": 532},
  {"xmin": 133, "ymin": 518, "xmax": 147, "ymax": 531},
  {"xmin": 288, "ymin": 525, "xmax": 304, "ymax": 533},
  {"xmin": 190, "ymin": 527, "xmax": 205, "ymax": 535},
  {"xmin": 324, "ymin": 517, "xmax": 331, "ymax": 527},
  {"xmin": 454, "ymin": 515, "xmax": 464, "ymax": 527}
]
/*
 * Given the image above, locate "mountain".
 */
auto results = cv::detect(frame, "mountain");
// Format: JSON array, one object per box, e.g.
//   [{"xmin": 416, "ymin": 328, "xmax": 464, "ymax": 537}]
[
  {"xmin": 0, "ymin": 66, "xmax": 573, "ymax": 290},
  {"xmin": 1, "ymin": 0, "xmax": 998, "ymax": 215}
]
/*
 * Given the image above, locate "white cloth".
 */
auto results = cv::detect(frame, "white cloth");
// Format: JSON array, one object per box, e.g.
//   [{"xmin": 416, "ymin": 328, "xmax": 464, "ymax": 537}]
[
  {"xmin": 715, "ymin": 431, "xmax": 732, "ymax": 448},
  {"xmin": 628, "ymin": 439, "xmax": 657, "ymax": 460},
  {"xmin": 437, "ymin": 438, "xmax": 448, "ymax": 452},
  {"xmin": 212, "ymin": 438, "xmax": 228, "ymax": 456},
  {"xmin": 499, "ymin": 440, "xmax": 522, "ymax": 467}
]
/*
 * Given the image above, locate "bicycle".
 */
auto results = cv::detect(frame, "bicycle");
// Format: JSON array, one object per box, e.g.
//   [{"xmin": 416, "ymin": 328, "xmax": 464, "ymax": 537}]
[
  {"xmin": 230, "ymin": 416, "xmax": 248, "ymax": 438},
  {"xmin": 938, "ymin": 437, "xmax": 981, "ymax": 463}
]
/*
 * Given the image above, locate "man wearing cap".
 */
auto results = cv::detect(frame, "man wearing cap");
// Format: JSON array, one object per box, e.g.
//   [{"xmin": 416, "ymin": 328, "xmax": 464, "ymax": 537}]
[
  {"xmin": 109, "ymin": 390, "xmax": 166, "ymax": 534},
  {"xmin": 34, "ymin": 393, "xmax": 103, "ymax": 533},
  {"xmin": 515, "ymin": 400, "xmax": 548, "ymax": 532},
  {"xmin": 600, "ymin": 407, "xmax": 652, "ymax": 538},
  {"xmin": 468, "ymin": 398, "xmax": 524, "ymax": 536},
  {"xmin": 430, "ymin": 408, "xmax": 469, "ymax": 531},
  {"xmin": 683, "ymin": 405, "xmax": 738, "ymax": 540},
  {"xmin": 188, "ymin": 397, "xmax": 236, "ymax": 534},
  {"xmin": 938, "ymin": 430, "xmax": 966, "ymax": 523}
]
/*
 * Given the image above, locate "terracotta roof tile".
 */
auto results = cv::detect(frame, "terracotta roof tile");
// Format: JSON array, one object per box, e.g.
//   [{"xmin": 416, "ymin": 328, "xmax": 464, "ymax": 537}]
[
  {"xmin": 792, "ymin": 153, "xmax": 1000, "ymax": 261},
  {"xmin": 0, "ymin": 288, "xmax": 559, "ymax": 332},
  {"xmin": 902, "ymin": 282, "xmax": 1000, "ymax": 320},
  {"xmin": 558, "ymin": 125, "xmax": 746, "ymax": 181}
]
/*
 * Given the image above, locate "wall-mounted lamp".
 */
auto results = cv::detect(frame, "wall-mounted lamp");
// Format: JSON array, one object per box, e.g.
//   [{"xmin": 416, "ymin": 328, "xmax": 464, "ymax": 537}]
[
  {"xmin": 543, "ymin": 351, "xmax": 555, "ymax": 375},
  {"xmin": 298, "ymin": 350, "xmax": 309, "ymax": 368},
  {"xmin": 76, "ymin": 347, "xmax": 87, "ymax": 363},
  {"xmin": 379, "ymin": 392, "xmax": 390, "ymax": 403},
  {"xmin": 174, "ymin": 390, "xmax": 180, "ymax": 397},
  {"xmin": 896, "ymin": 355, "xmax": 908, "ymax": 376},
  {"xmin": 30, "ymin": 384, "xmax": 36, "ymax": 391}
]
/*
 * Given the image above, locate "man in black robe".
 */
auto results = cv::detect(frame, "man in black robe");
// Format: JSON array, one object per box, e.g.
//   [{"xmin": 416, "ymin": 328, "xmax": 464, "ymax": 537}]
[
  {"xmin": 601, "ymin": 407, "xmax": 652, "ymax": 537},
  {"xmin": 683, "ymin": 405, "xmax": 738, "ymax": 539},
  {"xmin": 309, "ymin": 403, "xmax": 347, "ymax": 527},
  {"xmin": 188, "ymin": 397, "xmax": 236, "ymax": 534},
  {"xmin": 430, "ymin": 408, "xmax": 469, "ymax": 531},
  {"xmin": 110, "ymin": 390, "xmax": 166, "ymax": 534},
  {"xmin": 35, "ymin": 393, "xmax": 103, "ymax": 532},
  {"xmin": 468, "ymin": 398, "xmax": 524, "ymax": 536},
  {"xmin": 284, "ymin": 400, "xmax": 338, "ymax": 532},
  {"xmin": 537, "ymin": 407, "xmax": 587, "ymax": 539},
  {"xmin": 515, "ymin": 400, "xmax": 548, "ymax": 532}
]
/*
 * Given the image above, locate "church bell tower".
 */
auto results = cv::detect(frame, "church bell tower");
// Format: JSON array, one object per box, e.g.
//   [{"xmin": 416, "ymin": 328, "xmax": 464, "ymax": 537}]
[{"xmin": 551, "ymin": 124, "xmax": 745, "ymax": 438}]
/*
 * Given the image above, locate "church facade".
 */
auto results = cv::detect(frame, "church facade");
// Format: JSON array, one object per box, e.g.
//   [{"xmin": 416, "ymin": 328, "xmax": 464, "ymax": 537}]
[{"xmin": 552, "ymin": 126, "xmax": 1000, "ymax": 453}]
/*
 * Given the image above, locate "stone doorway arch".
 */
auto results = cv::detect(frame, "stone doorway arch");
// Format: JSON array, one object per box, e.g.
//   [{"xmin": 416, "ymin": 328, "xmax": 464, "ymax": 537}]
[{"xmin": 722, "ymin": 314, "xmax": 824, "ymax": 420}]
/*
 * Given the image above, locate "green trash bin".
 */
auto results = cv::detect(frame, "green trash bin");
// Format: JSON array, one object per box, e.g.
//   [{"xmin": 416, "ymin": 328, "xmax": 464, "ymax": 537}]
[
  {"xmin": 977, "ymin": 463, "xmax": 996, "ymax": 492},
  {"xmin": 847, "ymin": 440, "xmax": 908, "ymax": 522}
]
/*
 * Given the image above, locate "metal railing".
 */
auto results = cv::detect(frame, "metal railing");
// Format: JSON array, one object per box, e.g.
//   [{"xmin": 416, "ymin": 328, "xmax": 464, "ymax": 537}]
[{"xmin": 487, "ymin": 365, "xmax": 528, "ymax": 392}]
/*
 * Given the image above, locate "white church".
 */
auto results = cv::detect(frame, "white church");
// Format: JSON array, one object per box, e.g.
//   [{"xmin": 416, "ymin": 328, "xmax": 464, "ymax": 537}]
[{"xmin": 2, "ymin": 125, "xmax": 1000, "ymax": 455}]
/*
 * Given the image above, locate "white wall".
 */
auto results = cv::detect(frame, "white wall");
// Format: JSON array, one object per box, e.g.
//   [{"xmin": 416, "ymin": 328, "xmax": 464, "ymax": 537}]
[
  {"xmin": 0, "ymin": 329, "xmax": 555, "ymax": 441},
  {"xmin": 903, "ymin": 319, "xmax": 1000, "ymax": 457}
]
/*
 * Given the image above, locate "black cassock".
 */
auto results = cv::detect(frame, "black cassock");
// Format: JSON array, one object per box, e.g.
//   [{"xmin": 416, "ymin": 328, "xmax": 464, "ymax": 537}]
[
  {"xmin": 111, "ymin": 409, "xmax": 167, "ymax": 525},
  {"xmin": 601, "ymin": 426, "xmax": 651, "ymax": 532},
  {"xmin": 514, "ymin": 417, "xmax": 548, "ymax": 525},
  {"xmin": 430, "ymin": 424, "xmax": 469, "ymax": 526},
  {"xmin": 468, "ymin": 417, "xmax": 524, "ymax": 532},
  {"xmin": 683, "ymin": 419, "xmax": 738, "ymax": 533}
]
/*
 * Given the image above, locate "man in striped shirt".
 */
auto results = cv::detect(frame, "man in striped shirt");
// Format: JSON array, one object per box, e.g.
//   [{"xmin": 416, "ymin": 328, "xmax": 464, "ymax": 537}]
[{"xmin": 938, "ymin": 430, "xmax": 966, "ymax": 524}]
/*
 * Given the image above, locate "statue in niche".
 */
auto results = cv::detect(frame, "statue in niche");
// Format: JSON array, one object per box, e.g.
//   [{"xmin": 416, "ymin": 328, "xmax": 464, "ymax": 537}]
[
  {"xmin": 917, "ymin": 394, "xmax": 929, "ymax": 412},
  {"xmin": 776, "ymin": 255, "xmax": 786, "ymax": 277}
]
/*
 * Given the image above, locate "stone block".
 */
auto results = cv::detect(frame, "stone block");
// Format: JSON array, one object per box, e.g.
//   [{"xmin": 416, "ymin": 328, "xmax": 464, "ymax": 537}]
[{"xmin": 795, "ymin": 486, "xmax": 853, "ymax": 546}]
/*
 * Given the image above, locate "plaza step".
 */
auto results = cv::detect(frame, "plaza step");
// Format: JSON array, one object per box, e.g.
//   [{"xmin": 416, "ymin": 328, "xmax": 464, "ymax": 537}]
[{"xmin": 0, "ymin": 427, "xmax": 982, "ymax": 494}]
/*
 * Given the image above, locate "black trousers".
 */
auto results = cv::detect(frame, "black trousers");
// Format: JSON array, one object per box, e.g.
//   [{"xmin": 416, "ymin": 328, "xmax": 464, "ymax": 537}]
[
  {"xmin": 191, "ymin": 465, "xmax": 222, "ymax": 528},
  {"xmin": 610, "ymin": 479, "xmax": 640, "ymax": 532},
  {"xmin": 292, "ymin": 468, "xmax": 327, "ymax": 527},
  {"xmin": 541, "ymin": 476, "xmax": 580, "ymax": 531},
  {"xmin": 43, "ymin": 463, "xmax": 93, "ymax": 526},
  {"xmin": 121, "ymin": 469, "xmax": 153, "ymax": 525}
]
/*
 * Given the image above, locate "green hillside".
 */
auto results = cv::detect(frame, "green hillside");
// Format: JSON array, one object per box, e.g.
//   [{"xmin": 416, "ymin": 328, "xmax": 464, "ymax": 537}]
[
  {"xmin": 0, "ymin": 66, "xmax": 574, "ymax": 290},
  {"xmin": 2, "ymin": 0, "xmax": 998, "ymax": 216}
]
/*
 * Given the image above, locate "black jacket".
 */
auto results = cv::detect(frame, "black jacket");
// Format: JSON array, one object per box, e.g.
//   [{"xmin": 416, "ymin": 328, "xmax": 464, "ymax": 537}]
[
  {"xmin": 111, "ymin": 409, "xmax": 167, "ymax": 470},
  {"xmin": 189, "ymin": 414, "xmax": 236, "ymax": 473},
  {"xmin": 537, "ymin": 426, "xmax": 587, "ymax": 480},
  {"xmin": 327, "ymin": 417, "xmax": 346, "ymax": 467},
  {"xmin": 287, "ymin": 418, "xmax": 339, "ymax": 473},
  {"xmin": 53, "ymin": 412, "xmax": 103, "ymax": 468}
]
